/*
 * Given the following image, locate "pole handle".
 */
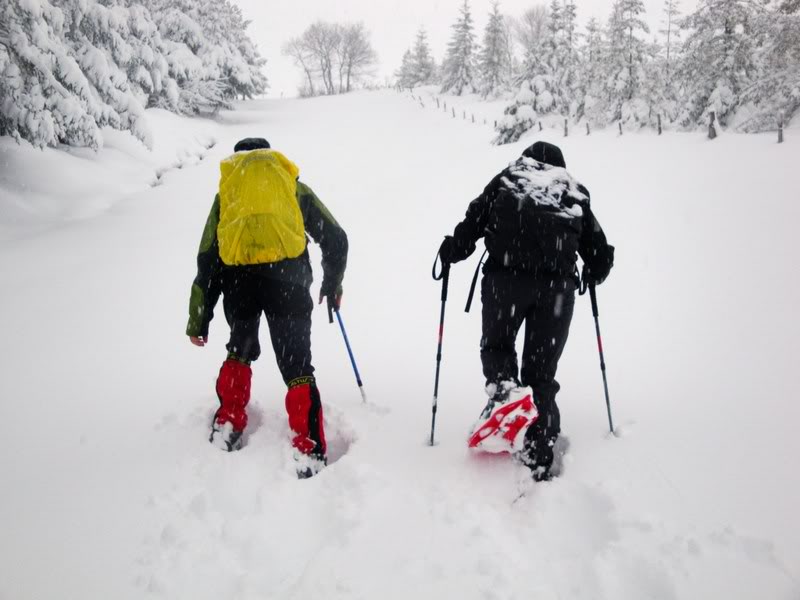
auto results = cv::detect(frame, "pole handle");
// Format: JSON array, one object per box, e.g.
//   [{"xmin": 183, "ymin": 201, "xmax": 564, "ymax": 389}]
[{"xmin": 432, "ymin": 250, "xmax": 450, "ymax": 302}]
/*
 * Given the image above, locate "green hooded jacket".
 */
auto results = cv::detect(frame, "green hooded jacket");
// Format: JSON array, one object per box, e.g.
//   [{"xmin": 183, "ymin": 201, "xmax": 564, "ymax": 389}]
[{"xmin": 186, "ymin": 180, "xmax": 348, "ymax": 337}]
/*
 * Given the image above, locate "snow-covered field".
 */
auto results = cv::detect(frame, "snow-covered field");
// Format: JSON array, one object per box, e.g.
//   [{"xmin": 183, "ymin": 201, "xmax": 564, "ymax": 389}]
[{"xmin": 1, "ymin": 89, "xmax": 799, "ymax": 599}]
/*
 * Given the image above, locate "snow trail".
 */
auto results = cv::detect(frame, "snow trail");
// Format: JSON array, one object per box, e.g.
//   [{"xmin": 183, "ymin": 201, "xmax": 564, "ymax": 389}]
[{"xmin": 1, "ymin": 90, "xmax": 798, "ymax": 599}]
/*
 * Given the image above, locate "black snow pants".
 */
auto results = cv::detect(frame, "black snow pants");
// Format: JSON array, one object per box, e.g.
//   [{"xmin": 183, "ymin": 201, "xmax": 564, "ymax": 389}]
[
  {"xmin": 480, "ymin": 269, "xmax": 576, "ymax": 442},
  {"xmin": 222, "ymin": 268, "xmax": 314, "ymax": 385}
]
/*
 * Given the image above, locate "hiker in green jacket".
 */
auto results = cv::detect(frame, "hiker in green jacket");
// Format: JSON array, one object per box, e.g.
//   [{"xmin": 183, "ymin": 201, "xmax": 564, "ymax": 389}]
[{"xmin": 186, "ymin": 137, "xmax": 348, "ymax": 478}]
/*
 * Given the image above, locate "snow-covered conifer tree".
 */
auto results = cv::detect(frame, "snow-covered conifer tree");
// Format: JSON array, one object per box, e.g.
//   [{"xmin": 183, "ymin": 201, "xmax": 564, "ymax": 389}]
[
  {"xmin": 494, "ymin": 82, "xmax": 538, "ymax": 144},
  {"xmin": 540, "ymin": 0, "xmax": 563, "ymax": 111},
  {"xmin": 736, "ymin": 2, "xmax": 800, "ymax": 131},
  {"xmin": 212, "ymin": 1, "xmax": 267, "ymax": 100},
  {"xmin": 192, "ymin": 0, "xmax": 267, "ymax": 100},
  {"xmin": 143, "ymin": 0, "xmax": 266, "ymax": 112},
  {"xmin": 410, "ymin": 28, "xmax": 436, "ymax": 87},
  {"xmin": 478, "ymin": 1, "xmax": 510, "ymax": 98},
  {"xmin": 54, "ymin": 0, "xmax": 158, "ymax": 148},
  {"xmin": 642, "ymin": 38, "xmax": 670, "ymax": 125},
  {"xmin": 440, "ymin": 0, "xmax": 479, "ymax": 95},
  {"xmin": 604, "ymin": 0, "xmax": 651, "ymax": 126},
  {"xmin": 0, "ymin": 0, "xmax": 266, "ymax": 148},
  {"xmin": 495, "ymin": 2, "xmax": 560, "ymax": 143},
  {"xmin": 677, "ymin": 0, "xmax": 758, "ymax": 129},
  {"xmin": 653, "ymin": 0, "xmax": 682, "ymax": 122},
  {"xmin": 395, "ymin": 49, "xmax": 415, "ymax": 90},
  {"xmin": 577, "ymin": 16, "xmax": 607, "ymax": 125},
  {"xmin": 500, "ymin": 14, "xmax": 518, "ymax": 87},
  {"xmin": 143, "ymin": 0, "xmax": 224, "ymax": 113},
  {"xmin": 660, "ymin": 0, "xmax": 681, "ymax": 88},
  {"xmin": 558, "ymin": 0, "xmax": 581, "ymax": 117},
  {"xmin": 0, "ymin": 0, "xmax": 127, "ymax": 148}
]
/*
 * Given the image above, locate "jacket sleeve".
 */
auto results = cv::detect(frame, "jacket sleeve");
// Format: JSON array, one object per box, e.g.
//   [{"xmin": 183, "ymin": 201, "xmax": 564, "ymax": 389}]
[
  {"xmin": 297, "ymin": 181, "xmax": 348, "ymax": 295},
  {"xmin": 447, "ymin": 174, "xmax": 501, "ymax": 263},
  {"xmin": 186, "ymin": 195, "xmax": 224, "ymax": 337},
  {"xmin": 577, "ymin": 185, "xmax": 614, "ymax": 284}
]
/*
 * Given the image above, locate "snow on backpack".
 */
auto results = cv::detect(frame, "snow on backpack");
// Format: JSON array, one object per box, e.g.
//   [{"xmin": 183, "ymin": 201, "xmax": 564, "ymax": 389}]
[{"xmin": 217, "ymin": 149, "xmax": 306, "ymax": 266}]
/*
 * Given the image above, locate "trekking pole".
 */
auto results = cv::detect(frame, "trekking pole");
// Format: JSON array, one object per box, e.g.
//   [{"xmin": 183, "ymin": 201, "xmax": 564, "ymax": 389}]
[
  {"xmin": 430, "ymin": 251, "xmax": 450, "ymax": 446},
  {"xmin": 589, "ymin": 284, "xmax": 615, "ymax": 435},
  {"xmin": 334, "ymin": 306, "xmax": 367, "ymax": 403}
]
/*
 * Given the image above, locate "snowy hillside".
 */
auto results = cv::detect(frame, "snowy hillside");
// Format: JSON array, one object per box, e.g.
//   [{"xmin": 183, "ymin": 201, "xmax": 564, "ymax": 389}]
[{"xmin": 1, "ymin": 89, "xmax": 799, "ymax": 600}]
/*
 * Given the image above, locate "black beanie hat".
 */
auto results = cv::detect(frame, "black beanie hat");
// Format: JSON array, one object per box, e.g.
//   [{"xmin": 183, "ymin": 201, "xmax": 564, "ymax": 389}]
[
  {"xmin": 521, "ymin": 141, "xmax": 566, "ymax": 168},
  {"xmin": 234, "ymin": 137, "xmax": 271, "ymax": 152}
]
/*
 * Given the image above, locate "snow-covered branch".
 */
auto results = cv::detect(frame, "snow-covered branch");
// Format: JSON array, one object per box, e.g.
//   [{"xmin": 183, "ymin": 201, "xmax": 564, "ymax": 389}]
[{"xmin": 0, "ymin": 0, "xmax": 267, "ymax": 149}]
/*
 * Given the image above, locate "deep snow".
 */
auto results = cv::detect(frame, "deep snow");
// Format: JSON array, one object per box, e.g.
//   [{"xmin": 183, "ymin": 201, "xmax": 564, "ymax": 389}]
[{"xmin": 1, "ymin": 89, "xmax": 799, "ymax": 600}]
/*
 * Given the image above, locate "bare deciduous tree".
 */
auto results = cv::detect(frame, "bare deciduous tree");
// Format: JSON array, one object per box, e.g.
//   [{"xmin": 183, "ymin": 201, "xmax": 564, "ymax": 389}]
[
  {"xmin": 284, "ymin": 21, "xmax": 377, "ymax": 96},
  {"xmin": 341, "ymin": 23, "xmax": 377, "ymax": 93},
  {"xmin": 514, "ymin": 5, "xmax": 549, "ymax": 59},
  {"xmin": 282, "ymin": 37, "xmax": 317, "ymax": 97}
]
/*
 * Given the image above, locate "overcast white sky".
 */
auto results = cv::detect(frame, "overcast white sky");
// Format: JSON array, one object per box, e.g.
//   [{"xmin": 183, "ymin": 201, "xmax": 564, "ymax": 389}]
[{"xmin": 233, "ymin": 0, "xmax": 696, "ymax": 97}]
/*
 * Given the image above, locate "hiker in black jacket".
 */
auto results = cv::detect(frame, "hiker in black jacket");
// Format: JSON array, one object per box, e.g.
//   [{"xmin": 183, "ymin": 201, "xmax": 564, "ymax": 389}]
[{"xmin": 438, "ymin": 141, "xmax": 614, "ymax": 480}]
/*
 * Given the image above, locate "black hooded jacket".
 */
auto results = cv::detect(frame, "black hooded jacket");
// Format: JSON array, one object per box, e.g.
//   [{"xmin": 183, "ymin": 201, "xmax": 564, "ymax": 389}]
[{"xmin": 447, "ymin": 142, "xmax": 614, "ymax": 281}]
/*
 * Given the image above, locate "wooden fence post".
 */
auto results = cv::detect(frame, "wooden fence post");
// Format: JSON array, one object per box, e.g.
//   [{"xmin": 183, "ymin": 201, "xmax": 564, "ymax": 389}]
[
  {"xmin": 564, "ymin": 118, "xmax": 568, "ymax": 137},
  {"xmin": 436, "ymin": 98, "xmax": 440, "ymax": 109},
  {"xmin": 618, "ymin": 122, "xmax": 623, "ymax": 135},
  {"xmin": 778, "ymin": 113, "xmax": 784, "ymax": 144},
  {"xmin": 658, "ymin": 114, "xmax": 662, "ymax": 135},
  {"xmin": 538, "ymin": 121, "xmax": 543, "ymax": 132},
  {"xmin": 452, "ymin": 107, "xmax": 456, "ymax": 118},
  {"xmin": 708, "ymin": 111, "xmax": 717, "ymax": 140},
  {"xmin": 586, "ymin": 122, "xmax": 590, "ymax": 136}
]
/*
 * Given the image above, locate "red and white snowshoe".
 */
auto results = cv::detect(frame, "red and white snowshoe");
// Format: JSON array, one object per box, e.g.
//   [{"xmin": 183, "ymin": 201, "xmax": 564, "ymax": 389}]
[{"xmin": 468, "ymin": 386, "xmax": 539, "ymax": 453}]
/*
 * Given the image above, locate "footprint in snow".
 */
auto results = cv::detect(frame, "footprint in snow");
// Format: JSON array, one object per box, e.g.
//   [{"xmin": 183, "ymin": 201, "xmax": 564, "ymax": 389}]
[{"xmin": 323, "ymin": 403, "xmax": 357, "ymax": 465}]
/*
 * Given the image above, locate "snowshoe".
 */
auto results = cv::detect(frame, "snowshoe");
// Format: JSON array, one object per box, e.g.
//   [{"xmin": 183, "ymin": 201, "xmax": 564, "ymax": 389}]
[
  {"xmin": 209, "ymin": 421, "xmax": 243, "ymax": 452},
  {"xmin": 478, "ymin": 381, "xmax": 516, "ymax": 419},
  {"xmin": 295, "ymin": 453, "xmax": 327, "ymax": 480},
  {"xmin": 468, "ymin": 386, "xmax": 539, "ymax": 453}
]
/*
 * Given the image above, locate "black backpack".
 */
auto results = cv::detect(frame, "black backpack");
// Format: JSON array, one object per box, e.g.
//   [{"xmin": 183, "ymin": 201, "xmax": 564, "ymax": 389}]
[{"xmin": 484, "ymin": 161, "xmax": 587, "ymax": 275}]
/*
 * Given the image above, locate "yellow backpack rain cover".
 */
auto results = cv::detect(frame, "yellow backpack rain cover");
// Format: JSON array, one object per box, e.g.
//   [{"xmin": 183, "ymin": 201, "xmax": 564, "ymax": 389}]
[{"xmin": 217, "ymin": 149, "xmax": 306, "ymax": 266}]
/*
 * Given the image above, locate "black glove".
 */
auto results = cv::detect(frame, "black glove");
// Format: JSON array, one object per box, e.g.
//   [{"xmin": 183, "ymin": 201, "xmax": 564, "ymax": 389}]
[
  {"xmin": 582, "ymin": 244, "xmax": 614, "ymax": 286},
  {"xmin": 438, "ymin": 236, "xmax": 456, "ymax": 265},
  {"xmin": 581, "ymin": 264, "xmax": 601, "ymax": 286},
  {"xmin": 320, "ymin": 279, "xmax": 342, "ymax": 298}
]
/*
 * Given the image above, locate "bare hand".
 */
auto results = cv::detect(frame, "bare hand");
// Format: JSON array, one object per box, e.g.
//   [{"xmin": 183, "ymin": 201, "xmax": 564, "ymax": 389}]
[{"xmin": 190, "ymin": 335, "xmax": 207, "ymax": 347}]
